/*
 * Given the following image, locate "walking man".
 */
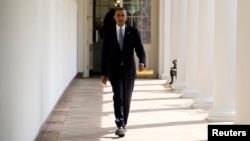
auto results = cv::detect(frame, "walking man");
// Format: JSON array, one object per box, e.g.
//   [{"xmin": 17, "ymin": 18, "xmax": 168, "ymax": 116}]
[{"xmin": 101, "ymin": 7, "xmax": 146, "ymax": 137}]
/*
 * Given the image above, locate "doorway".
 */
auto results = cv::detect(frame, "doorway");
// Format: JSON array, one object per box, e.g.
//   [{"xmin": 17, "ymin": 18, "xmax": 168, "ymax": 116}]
[{"xmin": 90, "ymin": 0, "xmax": 156, "ymax": 78}]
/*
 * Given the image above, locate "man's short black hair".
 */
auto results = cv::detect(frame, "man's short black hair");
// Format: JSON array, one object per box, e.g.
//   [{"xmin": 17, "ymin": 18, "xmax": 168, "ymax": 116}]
[{"xmin": 114, "ymin": 7, "xmax": 127, "ymax": 15}]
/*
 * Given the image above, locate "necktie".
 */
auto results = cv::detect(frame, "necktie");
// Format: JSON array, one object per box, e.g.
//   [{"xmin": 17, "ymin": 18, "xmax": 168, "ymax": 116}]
[{"xmin": 119, "ymin": 28, "xmax": 124, "ymax": 50}]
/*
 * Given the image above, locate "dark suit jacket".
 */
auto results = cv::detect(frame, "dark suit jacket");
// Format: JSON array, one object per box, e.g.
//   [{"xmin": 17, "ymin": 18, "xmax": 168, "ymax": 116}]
[{"xmin": 101, "ymin": 25, "xmax": 146, "ymax": 81}]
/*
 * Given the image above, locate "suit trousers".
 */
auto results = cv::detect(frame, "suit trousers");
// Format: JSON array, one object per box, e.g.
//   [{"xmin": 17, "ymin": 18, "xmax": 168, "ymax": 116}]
[{"xmin": 109, "ymin": 67, "xmax": 134, "ymax": 128}]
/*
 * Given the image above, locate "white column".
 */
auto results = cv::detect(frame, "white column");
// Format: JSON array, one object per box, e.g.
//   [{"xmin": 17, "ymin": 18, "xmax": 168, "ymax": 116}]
[
  {"xmin": 192, "ymin": 0, "xmax": 214, "ymax": 108},
  {"xmin": 77, "ymin": 0, "xmax": 89, "ymax": 77},
  {"xmin": 174, "ymin": 0, "xmax": 187, "ymax": 91},
  {"xmin": 72, "ymin": 0, "xmax": 78, "ymax": 76},
  {"xmin": 235, "ymin": 0, "xmax": 250, "ymax": 124},
  {"xmin": 206, "ymin": 0, "xmax": 236, "ymax": 122},
  {"xmin": 164, "ymin": 0, "xmax": 178, "ymax": 87},
  {"xmin": 181, "ymin": 0, "xmax": 199, "ymax": 98},
  {"xmin": 77, "ymin": 0, "xmax": 84, "ymax": 74},
  {"xmin": 158, "ymin": 0, "xmax": 171, "ymax": 80}
]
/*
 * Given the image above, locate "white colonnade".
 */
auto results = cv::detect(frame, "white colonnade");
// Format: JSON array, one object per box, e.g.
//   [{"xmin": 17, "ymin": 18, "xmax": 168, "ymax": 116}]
[
  {"xmin": 191, "ymin": 0, "xmax": 214, "ymax": 109},
  {"xmin": 207, "ymin": 0, "xmax": 237, "ymax": 122},
  {"xmin": 181, "ymin": 0, "xmax": 199, "ymax": 98},
  {"xmin": 235, "ymin": 0, "xmax": 250, "ymax": 124},
  {"xmin": 164, "ymin": 0, "xmax": 250, "ymax": 124},
  {"xmin": 174, "ymin": 0, "xmax": 187, "ymax": 91}
]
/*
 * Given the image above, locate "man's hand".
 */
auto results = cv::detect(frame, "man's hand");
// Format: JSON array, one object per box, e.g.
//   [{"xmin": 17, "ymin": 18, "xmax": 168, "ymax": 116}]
[
  {"xmin": 138, "ymin": 63, "xmax": 145, "ymax": 72},
  {"xmin": 101, "ymin": 75, "xmax": 108, "ymax": 85}
]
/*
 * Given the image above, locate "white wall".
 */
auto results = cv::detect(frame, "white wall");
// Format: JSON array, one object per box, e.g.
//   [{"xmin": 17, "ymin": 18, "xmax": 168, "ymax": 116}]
[{"xmin": 0, "ymin": 0, "xmax": 77, "ymax": 140}]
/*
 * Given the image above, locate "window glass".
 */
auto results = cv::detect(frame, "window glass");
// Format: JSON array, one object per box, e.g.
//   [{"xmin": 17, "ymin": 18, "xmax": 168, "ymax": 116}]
[{"xmin": 123, "ymin": 0, "xmax": 151, "ymax": 44}]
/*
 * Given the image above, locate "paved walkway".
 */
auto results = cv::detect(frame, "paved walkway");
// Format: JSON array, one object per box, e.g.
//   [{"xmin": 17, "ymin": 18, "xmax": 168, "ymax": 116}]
[{"xmin": 35, "ymin": 77, "xmax": 232, "ymax": 141}]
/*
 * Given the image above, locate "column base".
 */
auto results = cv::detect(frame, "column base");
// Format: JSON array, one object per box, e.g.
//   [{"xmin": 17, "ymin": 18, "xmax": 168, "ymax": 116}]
[
  {"xmin": 160, "ymin": 73, "xmax": 169, "ymax": 80},
  {"xmin": 173, "ymin": 81, "xmax": 185, "ymax": 91},
  {"xmin": 206, "ymin": 108, "xmax": 235, "ymax": 122},
  {"xmin": 192, "ymin": 96, "xmax": 213, "ymax": 109},
  {"xmin": 181, "ymin": 88, "xmax": 197, "ymax": 98}
]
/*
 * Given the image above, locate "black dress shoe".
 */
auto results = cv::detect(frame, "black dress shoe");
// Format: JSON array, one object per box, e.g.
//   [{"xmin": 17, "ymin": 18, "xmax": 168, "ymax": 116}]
[{"xmin": 115, "ymin": 127, "xmax": 125, "ymax": 137}]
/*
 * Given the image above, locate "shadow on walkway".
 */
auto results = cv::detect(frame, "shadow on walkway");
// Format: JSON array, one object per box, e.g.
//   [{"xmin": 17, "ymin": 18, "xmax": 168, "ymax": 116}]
[{"xmin": 35, "ymin": 78, "xmax": 231, "ymax": 141}]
